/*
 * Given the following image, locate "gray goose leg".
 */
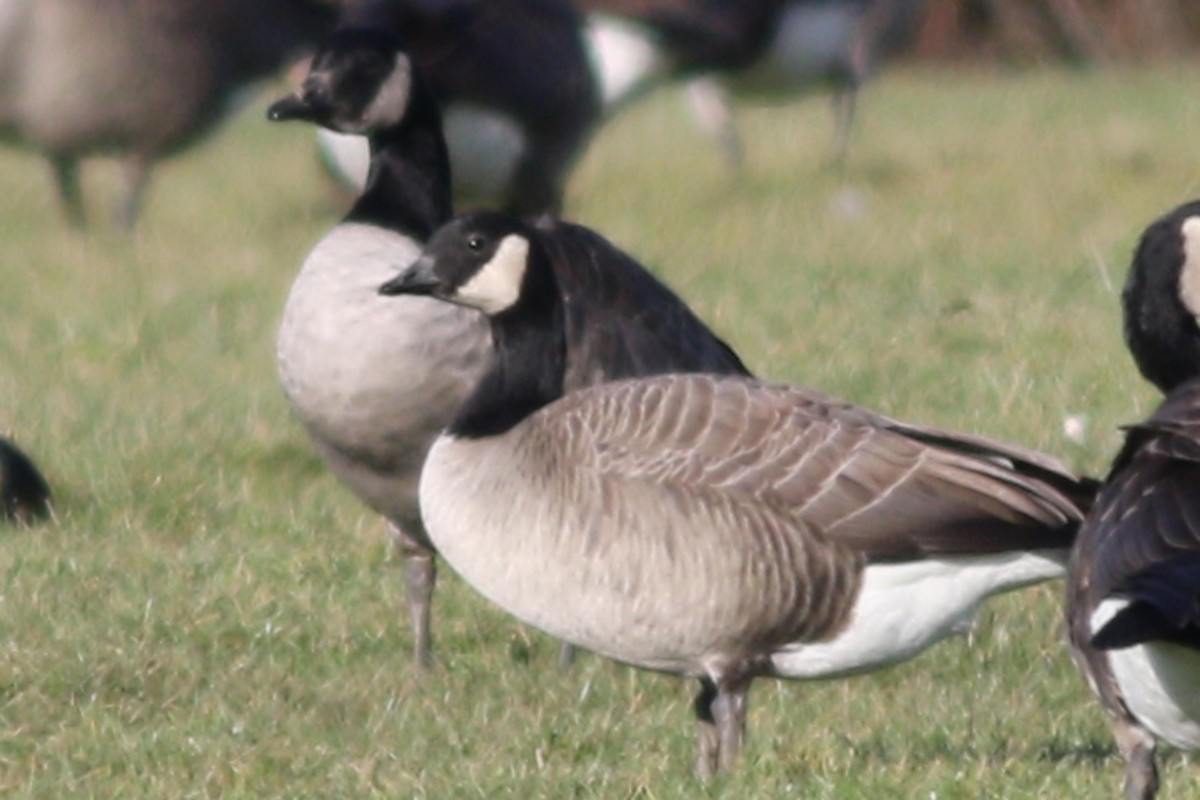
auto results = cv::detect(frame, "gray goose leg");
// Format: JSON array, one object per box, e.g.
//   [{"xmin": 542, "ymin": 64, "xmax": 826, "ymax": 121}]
[
  {"xmin": 388, "ymin": 521, "xmax": 437, "ymax": 671},
  {"xmin": 50, "ymin": 154, "xmax": 85, "ymax": 229},
  {"xmin": 1114, "ymin": 715, "xmax": 1158, "ymax": 800},
  {"xmin": 556, "ymin": 642, "xmax": 578, "ymax": 670},
  {"xmin": 829, "ymin": 86, "xmax": 857, "ymax": 168},
  {"xmin": 694, "ymin": 679, "xmax": 719, "ymax": 779},
  {"xmin": 713, "ymin": 676, "xmax": 750, "ymax": 773},
  {"xmin": 115, "ymin": 154, "xmax": 151, "ymax": 231},
  {"xmin": 685, "ymin": 77, "xmax": 743, "ymax": 168},
  {"xmin": 694, "ymin": 674, "xmax": 752, "ymax": 777}
]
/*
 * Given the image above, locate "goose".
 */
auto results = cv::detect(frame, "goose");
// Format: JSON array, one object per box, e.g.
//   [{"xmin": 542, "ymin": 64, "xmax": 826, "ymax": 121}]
[
  {"xmin": 0, "ymin": 437, "xmax": 52, "ymax": 525},
  {"xmin": 267, "ymin": 27, "xmax": 751, "ymax": 670},
  {"xmin": 0, "ymin": 0, "xmax": 335, "ymax": 229},
  {"xmin": 581, "ymin": 0, "xmax": 924, "ymax": 166},
  {"xmin": 1066, "ymin": 200, "xmax": 1200, "ymax": 800},
  {"xmin": 379, "ymin": 210, "xmax": 1096, "ymax": 775},
  {"xmin": 313, "ymin": 0, "xmax": 601, "ymax": 214},
  {"xmin": 315, "ymin": 0, "xmax": 921, "ymax": 201}
]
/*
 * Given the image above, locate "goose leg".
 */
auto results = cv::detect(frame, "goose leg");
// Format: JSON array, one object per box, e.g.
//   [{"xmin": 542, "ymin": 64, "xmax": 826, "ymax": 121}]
[
  {"xmin": 693, "ymin": 679, "xmax": 719, "ymax": 779},
  {"xmin": 556, "ymin": 642, "xmax": 578, "ymax": 670},
  {"xmin": 693, "ymin": 674, "xmax": 752, "ymax": 776},
  {"xmin": 115, "ymin": 154, "xmax": 151, "ymax": 231},
  {"xmin": 685, "ymin": 77, "xmax": 743, "ymax": 168},
  {"xmin": 1113, "ymin": 715, "xmax": 1158, "ymax": 800},
  {"xmin": 712, "ymin": 676, "xmax": 750, "ymax": 774},
  {"xmin": 50, "ymin": 153, "xmax": 85, "ymax": 229},
  {"xmin": 388, "ymin": 521, "xmax": 437, "ymax": 671},
  {"xmin": 829, "ymin": 86, "xmax": 858, "ymax": 168}
]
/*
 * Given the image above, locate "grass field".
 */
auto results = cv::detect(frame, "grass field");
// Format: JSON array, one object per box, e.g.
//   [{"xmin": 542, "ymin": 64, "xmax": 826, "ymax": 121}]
[{"xmin": 2, "ymin": 61, "xmax": 1200, "ymax": 798}]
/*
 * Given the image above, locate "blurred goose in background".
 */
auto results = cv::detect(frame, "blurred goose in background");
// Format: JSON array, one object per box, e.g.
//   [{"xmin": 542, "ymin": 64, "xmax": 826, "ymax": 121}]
[
  {"xmin": 0, "ymin": 0, "xmax": 335, "ymax": 229},
  {"xmin": 0, "ymin": 437, "xmax": 52, "ymax": 525},
  {"xmin": 380, "ymin": 211, "xmax": 1096, "ymax": 775},
  {"xmin": 1067, "ymin": 200, "xmax": 1200, "ymax": 800},
  {"xmin": 268, "ymin": 27, "xmax": 751, "ymax": 670},
  {"xmin": 316, "ymin": 0, "xmax": 922, "ymax": 201},
  {"xmin": 581, "ymin": 0, "xmax": 925, "ymax": 166},
  {"xmin": 314, "ymin": 0, "xmax": 601, "ymax": 214}
]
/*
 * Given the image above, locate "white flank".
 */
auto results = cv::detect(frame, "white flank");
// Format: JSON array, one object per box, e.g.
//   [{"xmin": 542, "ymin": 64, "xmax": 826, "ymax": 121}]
[
  {"xmin": 1179, "ymin": 216, "xmax": 1200, "ymax": 323},
  {"xmin": 454, "ymin": 234, "xmax": 530, "ymax": 314},
  {"xmin": 1091, "ymin": 598, "xmax": 1200, "ymax": 750},
  {"xmin": 770, "ymin": 551, "xmax": 1065, "ymax": 679},
  {"xmin": 584, "ymin": 14, "xmax": 667, "ymax": 109}
]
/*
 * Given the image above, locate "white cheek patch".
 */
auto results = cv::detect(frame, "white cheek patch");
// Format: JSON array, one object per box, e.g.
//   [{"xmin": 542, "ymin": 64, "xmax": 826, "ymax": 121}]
[
  {"xmin": 361, "ymin": 54, "xmax": 413, "ymax": 131},
  {"xmin": 1180, "ymin": 216, "xmax": 1200, "ymax": 324},
  {"xmin": 454, "ymin": 235, "xmax": 530, "ymax": 314}
]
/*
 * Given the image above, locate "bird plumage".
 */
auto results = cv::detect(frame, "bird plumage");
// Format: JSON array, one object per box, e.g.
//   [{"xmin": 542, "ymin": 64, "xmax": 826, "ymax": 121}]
[
  {"xmin": 382, "ymin": 210, "xmax": 1092, "ymax": 774},
  {"xmin": 271, "ymin": 32, "xmax": 751, "ymax": 669},
  {"xmin": 1067, "ymin": 199, "xmax": 1200, "ymax": 800}
]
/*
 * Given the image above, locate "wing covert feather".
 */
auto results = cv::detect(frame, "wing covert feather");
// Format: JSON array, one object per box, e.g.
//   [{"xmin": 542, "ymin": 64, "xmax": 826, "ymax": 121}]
[{"xmin": 541, "ymin": 373, "xmax": 1084, "ymax": 562}]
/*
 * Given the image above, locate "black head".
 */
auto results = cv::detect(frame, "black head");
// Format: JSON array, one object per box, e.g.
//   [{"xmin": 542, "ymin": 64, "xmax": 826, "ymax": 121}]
[
  {"xmin": 0, "ymin": 437, "xmax": 51, "ymax": 526},
  {"xmin": 1123, "ymin": 199, "xmax": 1200, "ymax": 393},
  {"xmin": 379, "ymin": 212, "xmax": 546, "ymax": 315},
  {"xmin": 267, "ymin": 27, "xmax": 415, "ymax": 134}
]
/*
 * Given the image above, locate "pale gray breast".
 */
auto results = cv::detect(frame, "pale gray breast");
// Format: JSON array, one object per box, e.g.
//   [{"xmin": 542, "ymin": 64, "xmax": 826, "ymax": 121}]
[{"xmin": 279, "ymin": 222, "xmax": 491, "ymax": 521}]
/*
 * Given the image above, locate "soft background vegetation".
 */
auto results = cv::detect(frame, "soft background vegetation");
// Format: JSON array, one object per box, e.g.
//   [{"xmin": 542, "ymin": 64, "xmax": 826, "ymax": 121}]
[{"xmin": 2, "ymin": 62, "xmax": 1200, "ymax": 797}]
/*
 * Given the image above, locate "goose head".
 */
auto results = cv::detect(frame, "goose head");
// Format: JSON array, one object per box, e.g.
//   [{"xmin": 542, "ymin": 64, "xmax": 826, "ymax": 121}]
[
  {"xmin": 380, "ymin": 213, "xmax": 550, "ymax": 317},
  {"xmin": 267, "ymin": 27, "xmax": 417, "ymax": 135},
  {"xmin": 381, "ymin": 212, "xmax": 566, "ymax": 438},
  {"xmin": 1123, "ymin": 199, "xmax": 1200, "ymax": 393}
]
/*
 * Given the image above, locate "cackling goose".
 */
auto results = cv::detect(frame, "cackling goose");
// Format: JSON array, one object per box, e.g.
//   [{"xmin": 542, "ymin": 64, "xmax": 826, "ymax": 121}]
[
  {"xmin": 1067, "ymin": 200, "xmax": 1200, "ymax": 800},
  {"xmin": 268, "ymin": 28, "xmax": 751, "ymax": 670},
  {"xmin": 379, "ymin": 210, "xmax": 1095, "ymax": 775}
]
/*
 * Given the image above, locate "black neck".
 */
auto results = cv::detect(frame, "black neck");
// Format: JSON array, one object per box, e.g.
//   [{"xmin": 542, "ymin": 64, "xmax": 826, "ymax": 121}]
[
  {"xmin": 449, "ymin": 251, "xmax": 567, "ymax": 439},
  {"xmin": 1125, "ymin": 280, "xmax": 1200, "ymax": 395},
  {"xmin": 345, "ymin": 81, "xmax": 452, "ymax": 238},
  {"xmin": 1129, "ymin": 330, "xmax": 1200, "ymax": 394}
]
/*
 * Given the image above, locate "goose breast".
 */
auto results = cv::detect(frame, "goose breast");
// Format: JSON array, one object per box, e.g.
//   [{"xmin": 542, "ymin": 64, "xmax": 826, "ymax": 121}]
[{"xmin": 278, "ymin": 223, "xmax": 490, "ymax": 518}]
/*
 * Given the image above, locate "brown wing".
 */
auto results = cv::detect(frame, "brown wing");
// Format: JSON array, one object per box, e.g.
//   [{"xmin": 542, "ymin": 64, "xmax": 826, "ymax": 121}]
[{"xmin": 552, "ymin": 373, "xmax": 1087, "ymax": 563}]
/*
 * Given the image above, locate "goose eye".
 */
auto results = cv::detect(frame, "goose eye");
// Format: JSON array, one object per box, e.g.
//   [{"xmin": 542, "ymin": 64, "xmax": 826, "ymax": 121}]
[{"xmin": 467, "ymin": 235, "xmax": 485, "ymax": 252}]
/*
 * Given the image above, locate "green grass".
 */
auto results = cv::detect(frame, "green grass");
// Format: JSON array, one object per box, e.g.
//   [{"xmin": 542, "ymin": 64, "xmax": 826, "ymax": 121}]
[{"xmin": 3, "ymin": 62, "xmax": 1200, "ymax": 797}]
